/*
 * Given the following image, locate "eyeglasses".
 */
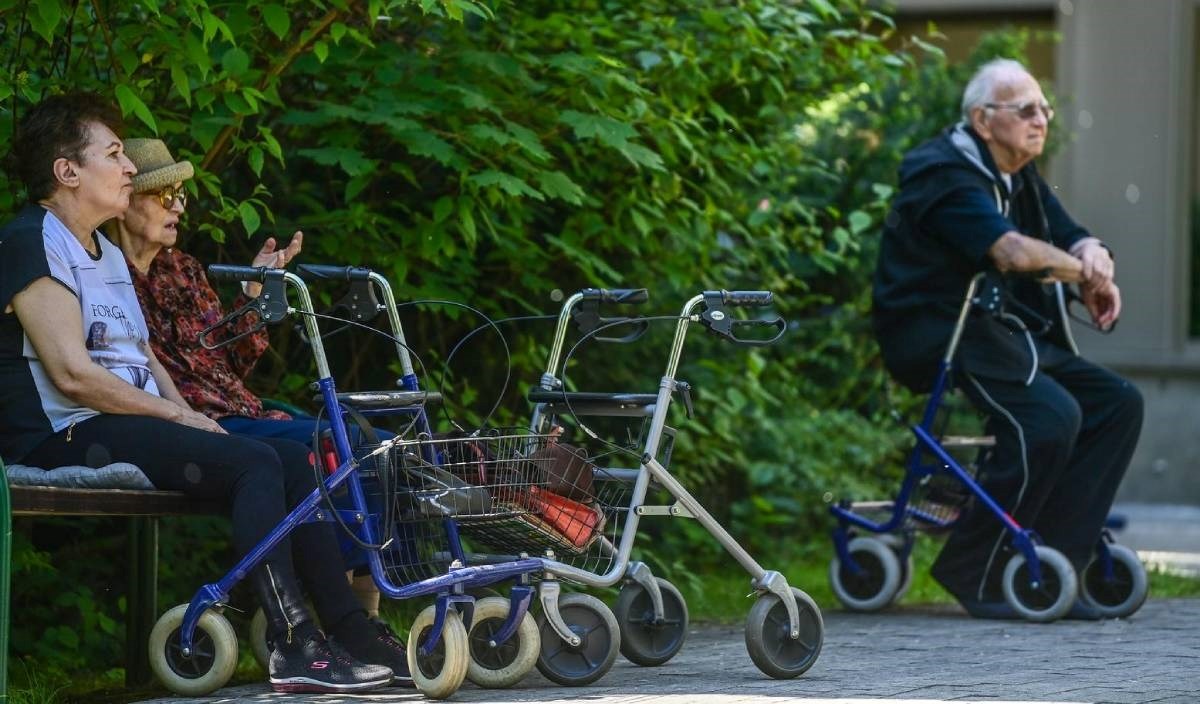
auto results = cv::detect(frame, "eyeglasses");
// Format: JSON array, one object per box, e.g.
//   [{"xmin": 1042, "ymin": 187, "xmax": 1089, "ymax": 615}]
[
  {"xmin": 985, "ymin": 101, "xmax": 1055, "ymax": 122},
  {"xmin": 153, "ymin": 185, "xmax": 188, "ymax": 210}
]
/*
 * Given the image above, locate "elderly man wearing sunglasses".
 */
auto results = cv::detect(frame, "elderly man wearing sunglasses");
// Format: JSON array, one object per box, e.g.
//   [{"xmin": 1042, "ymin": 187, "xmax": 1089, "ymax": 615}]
[{"xmin": 871, "ymin": 59, "xmax": 1143, "ymax": 620}]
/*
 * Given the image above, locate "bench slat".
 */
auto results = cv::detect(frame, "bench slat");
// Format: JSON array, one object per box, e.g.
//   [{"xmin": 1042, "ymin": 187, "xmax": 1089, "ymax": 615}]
[{"xmin": 9, "ymin": 486, "xmax": 220, "ymax": 517}]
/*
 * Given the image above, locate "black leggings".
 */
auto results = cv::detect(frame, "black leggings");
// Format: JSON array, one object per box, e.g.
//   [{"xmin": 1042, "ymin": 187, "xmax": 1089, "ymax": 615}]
[{"xmin": 23, "ymin": 414, "xmax": 362, "ymax": 630}]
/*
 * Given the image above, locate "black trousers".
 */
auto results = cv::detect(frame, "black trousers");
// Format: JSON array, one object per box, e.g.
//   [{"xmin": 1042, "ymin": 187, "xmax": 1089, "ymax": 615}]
[
  {"xmin": 931, "ymin": 344, "xmax": 1144, "ymax": 602},
  {"xmin": 23, "ymin": 414, "xmax": 363, "ymax": 632}
]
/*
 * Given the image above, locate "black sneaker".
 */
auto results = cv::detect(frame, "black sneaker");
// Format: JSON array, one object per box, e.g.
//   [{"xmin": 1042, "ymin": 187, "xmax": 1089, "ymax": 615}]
[
  {"xmin": 333, "ymin": 618, "xmax": 415, "ymax": 688},
  {"xmin": 269, "ymin": 630, "xmax": 393, "ymax": 693}
]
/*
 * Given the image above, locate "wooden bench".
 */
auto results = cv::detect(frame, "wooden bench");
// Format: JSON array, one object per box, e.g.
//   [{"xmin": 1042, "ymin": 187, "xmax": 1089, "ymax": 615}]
[{"xmin": 1, "ymin": 473, "xmax": 222, "ymax": 693}]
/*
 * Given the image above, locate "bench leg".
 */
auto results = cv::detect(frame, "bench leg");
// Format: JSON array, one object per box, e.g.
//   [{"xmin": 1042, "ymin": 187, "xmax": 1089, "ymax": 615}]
[{"xmin": 125, "ymin": 517, "xmax": 157, "ymax": 688}]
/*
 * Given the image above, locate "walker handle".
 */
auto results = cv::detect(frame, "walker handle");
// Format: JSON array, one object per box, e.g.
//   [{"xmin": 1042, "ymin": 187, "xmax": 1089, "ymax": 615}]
[
  {"xmin": 707, "ymin": 290, "xmax": 773, "ymax": 307},
  {"xmin": 296, "ymin": 264, "xmax": 373, "ymax": 282},
  {"xmin": 580, "ymin": 288, "xmax": 649, "ymax": 305},
  {"xmin": 206, "ymin": 264, "xmax": 275, "ymax": 283}
]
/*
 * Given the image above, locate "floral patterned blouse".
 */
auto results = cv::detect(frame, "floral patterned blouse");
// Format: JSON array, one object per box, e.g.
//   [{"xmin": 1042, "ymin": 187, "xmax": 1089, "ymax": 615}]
[{"xmin": 127, "ymin": 248, "xmax": 291, "ymax": 421}]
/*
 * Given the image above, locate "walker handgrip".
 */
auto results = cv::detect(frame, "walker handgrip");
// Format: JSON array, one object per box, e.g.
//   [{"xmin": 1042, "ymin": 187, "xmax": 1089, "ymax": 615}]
[
  {"xmin": 581, "ymin": 288, "xmax": 649, "ymax": 305},
  {"xmin": 709, "ymin": 290, "xmax": 773, "ymax": 307},
  {"xmin": 206, "ymin": 264, "xmax": 273, "ymax": 283},
  {"xmin": 296, "ymin": 264, "xmax": 373, "ymax": 282}
]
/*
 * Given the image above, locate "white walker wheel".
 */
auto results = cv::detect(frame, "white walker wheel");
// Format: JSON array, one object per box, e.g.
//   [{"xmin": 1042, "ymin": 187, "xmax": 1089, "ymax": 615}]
[
  {"xmin": 1002, "ymin": 545, "xmax": 1078, "ymax": 623},
  {"xmin": 149, "ymin": 603, "xmax": 239, "ymax": 696},
  {"xmin": 829, "ymin": 536, "xmax": 903, "ymax": 611},
  {"xmin": 744, "ymin": 587, "xmax": 824, "ymax": 679},
  {"xmin": 407, "ymin": 604, "xmax": 470, "ymax": 700},
  {"xmin": 1079, "ymin": 543, "xmax": 1148, "ymax": 618},
  {"xmin": 465, "ymin": 596, "xmax": 540, "ymax": 688},
  {"xmin": 249, "ymin": 608, "xmax": 271, "ymax": 673}
]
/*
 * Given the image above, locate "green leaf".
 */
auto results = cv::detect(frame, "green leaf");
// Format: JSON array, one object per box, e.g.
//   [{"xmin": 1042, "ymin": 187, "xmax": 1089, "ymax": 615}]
[
  {"xmin": 262, "ymin": 4, "xmax": 291, "ymax": 39},
  {"xmin": 330, "ymin": 21, "xmax": 347, "ymax": 43},
  {"xmin": 433, "ymin": 196, "xmax": 454, "ymax": 223},
  {"xmin": 313, "ymin": 41, "xmax": 329, "ymax": 64},
  {"xmin": 222, "ymin": 47, "xmax": 251, "ymax": 75},
  {"xmin": 247, "ymin": 146, "xmax": 264, "ymax": 177},
  {"xmin": 847, "ymin": 210, "xmax": 872, "ymax": 235},
  {"xmin": 396, "ymin": 130, "xmax": 461, "ymax": 167},
  {"xmin": 617, "ymin": 142, "xmax": 665, "ymax": 171},
  {"xmin": 114, "ymin": 85, "xmax": 158, "ymax": 134},
  {"xmin": 468, "ymin": 170, "xmax": 544, "ymax": 200},
  {"xmin": 296, "ymin": 147, "xmax": 376, "ymax": 176},
  {"xmin": 457, "ymin": 201, "xmax": 477, "ymax": 248},
  {"xmin": 238, "ymin": 201, "xmax": 261, "ymax": 234},
  {"xmin": 559, "ymin": 110, "xmax": 637, "ymax": 147},
  {"xmin": 535, "ymin": 171, "xmax": 584, "ymax": 205},
  {"xmin": 29, "ymin": 0, "xmax": 63, "ymax": 43},
  {"xmin": 170, "ymin": 65, "xmax": 191, "ymax": 106}
]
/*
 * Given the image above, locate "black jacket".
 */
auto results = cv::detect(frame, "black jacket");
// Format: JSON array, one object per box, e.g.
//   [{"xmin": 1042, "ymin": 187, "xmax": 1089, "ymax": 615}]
[{"xmin": 872, "ymin": 124, "xmax": 1090, "ymax": 390}]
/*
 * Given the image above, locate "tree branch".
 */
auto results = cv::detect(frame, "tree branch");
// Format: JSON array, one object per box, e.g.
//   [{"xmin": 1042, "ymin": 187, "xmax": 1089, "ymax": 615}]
[
  {"xmin": 200, "ymin": 7, "xmax": 344, "ymax": 172},
  {"xmin": 89, "ymin": 0, "xmax": 120, "ymax": 80}
]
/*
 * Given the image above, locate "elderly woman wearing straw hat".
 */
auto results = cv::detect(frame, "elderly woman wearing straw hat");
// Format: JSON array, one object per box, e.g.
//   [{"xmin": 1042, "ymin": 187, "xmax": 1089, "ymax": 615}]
[
  {"xmin": 1, "ymin": 95, "xmax": 405, "ymax": 693},
  {"xmin": 109, "ymin": 138, "xmax": 393, "ymax": 629}
]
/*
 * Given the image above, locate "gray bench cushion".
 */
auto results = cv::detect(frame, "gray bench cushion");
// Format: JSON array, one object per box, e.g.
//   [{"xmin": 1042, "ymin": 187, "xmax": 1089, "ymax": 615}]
[{"xmin": 5, "ymin": 462, "xmax": 155, "ymax": 490}]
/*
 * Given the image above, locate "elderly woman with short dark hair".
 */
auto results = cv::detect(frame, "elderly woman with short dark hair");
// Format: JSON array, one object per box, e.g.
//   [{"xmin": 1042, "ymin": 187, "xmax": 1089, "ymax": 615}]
[{"xmin": 0, "ymin": 93, "xmax": 406, "ymax": 692}]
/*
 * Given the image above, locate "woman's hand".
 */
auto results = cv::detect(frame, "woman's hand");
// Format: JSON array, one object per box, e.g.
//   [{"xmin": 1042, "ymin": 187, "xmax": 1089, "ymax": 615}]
[
  {"xmin": 172, "ymin": 406, "xmax": 228, "ymax": 434},
  {"xmin": 244, "ymin": 231, "xmax": 304, "ymax": 297}
]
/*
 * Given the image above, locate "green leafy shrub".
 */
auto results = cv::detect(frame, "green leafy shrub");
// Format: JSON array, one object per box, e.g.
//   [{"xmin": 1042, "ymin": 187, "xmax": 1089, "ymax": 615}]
[{"xmin": 2, "ymin": 0, "xmax": 1053, "ymax": 690}]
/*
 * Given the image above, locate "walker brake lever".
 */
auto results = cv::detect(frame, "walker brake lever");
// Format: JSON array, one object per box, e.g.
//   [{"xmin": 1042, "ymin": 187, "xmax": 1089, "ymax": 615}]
[
  {"xmin": 675, "ymin": 380, "xmax": 694, "ymax": 419},
  {"xmin": 295, "ymin": 278, "xmax": 383, "ymax": 345},
  {"xmin": 699, "ymin": 290, "xmax": 786, "ymax": 346},
  {"xmin": 198, "ymin": 272, "xmax": 290, "ymax": 350}
]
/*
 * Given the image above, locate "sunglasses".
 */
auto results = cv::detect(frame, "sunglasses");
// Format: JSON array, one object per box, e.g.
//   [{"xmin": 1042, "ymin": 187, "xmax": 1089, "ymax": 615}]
[
  {"xmin": 152, "ymin": 185, "xmax": 188, "ymax": 210},
  {"xmin": 985, "ymin": 101, "xmax": 1055, "ymax": 122}
]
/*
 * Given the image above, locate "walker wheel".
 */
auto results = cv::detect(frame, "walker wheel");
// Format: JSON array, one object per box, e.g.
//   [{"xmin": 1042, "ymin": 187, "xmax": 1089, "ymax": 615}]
[
  {"xmin": 744, "ymin": 587, "xmax": 823, "ymax": 679},
  {"xmin": 407, "ymin": 604, "xmax": 470, "ymax": 699},
  {"xmin": 535, "ymin": 592, "xmax": 620, "ymax": 686},
  {"xmin": 1079, "ymin": 543, "xmax": 1148, "ymax": 618},
  {"xmin": 248, "ymin": 608, "xmax": 270, "ymax": 673},
  {"xmin": 149, "ymin": 604, "xmax": 238, "ymax": 696},
  {"xmin": 1002, "ymin": 545, "xmax": 1078, "ymax": 622},
  {"xmin": 465, "ymin": 596, "xmax": 540, "ymax": 688},
  {"xmin": 829, "ymin": 536, "xmax": 902, "ymax": 611},
  {"xmin": 614, "ymin": 577, "xmax": 689, "ymax": 666}
]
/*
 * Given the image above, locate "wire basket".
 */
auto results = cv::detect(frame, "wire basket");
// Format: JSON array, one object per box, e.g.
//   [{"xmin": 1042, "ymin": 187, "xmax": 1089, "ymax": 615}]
[{"xmin": 360, "ymin": 431, "xmax": 635, "ymax": 584}]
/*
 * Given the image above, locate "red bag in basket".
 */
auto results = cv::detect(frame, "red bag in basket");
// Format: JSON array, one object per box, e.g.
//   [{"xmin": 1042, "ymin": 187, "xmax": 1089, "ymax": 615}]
[{"xmin": 524, "ymin": 486, "xmax": 604, "ymax": 549}]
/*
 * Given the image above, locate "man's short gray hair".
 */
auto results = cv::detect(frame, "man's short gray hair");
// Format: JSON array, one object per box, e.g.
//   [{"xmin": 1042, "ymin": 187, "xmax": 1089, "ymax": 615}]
[{"xmin": 961, "ymin": 58, "xmax": 1030, "ymax": 121}]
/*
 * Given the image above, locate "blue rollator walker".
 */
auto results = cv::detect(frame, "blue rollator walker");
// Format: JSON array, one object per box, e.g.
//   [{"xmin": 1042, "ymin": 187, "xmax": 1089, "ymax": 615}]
[
  {"xmin": 147, "ymin": 266, "xmax": 548, "ymax": 699},
  {"xmin": 827, "ymin": 272, "xmax": 1148, "ymax": 622}
]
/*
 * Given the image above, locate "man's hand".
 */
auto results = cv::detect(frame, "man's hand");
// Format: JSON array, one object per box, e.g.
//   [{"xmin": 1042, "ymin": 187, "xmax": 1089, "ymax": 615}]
[
  {"xmin": 1071, "ymin": 238, "xmax": 1114, "ymax": 288},
  {"xmin": 245, "ymin": 231, "xmax": 304, "ymax": 297},
  {"xmin": 1081, "ymin": 280, "xmax": 1121, "ymax": 331}
]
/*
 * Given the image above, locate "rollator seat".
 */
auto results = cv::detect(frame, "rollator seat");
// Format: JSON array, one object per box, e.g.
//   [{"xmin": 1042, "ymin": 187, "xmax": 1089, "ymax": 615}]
[
  {"xmin": 316, "ymin": 390, "xmax": 443, "ymax": 409},
  {"xmin": 527, "ymin": 389, "xmax": 657, "ymax": 406}
]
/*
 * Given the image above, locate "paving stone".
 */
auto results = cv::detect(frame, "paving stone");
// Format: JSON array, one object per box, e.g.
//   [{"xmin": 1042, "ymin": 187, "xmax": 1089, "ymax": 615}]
[{"xmin": 134, "ymin": 598, "xmax": 1200, "ymax": 704}]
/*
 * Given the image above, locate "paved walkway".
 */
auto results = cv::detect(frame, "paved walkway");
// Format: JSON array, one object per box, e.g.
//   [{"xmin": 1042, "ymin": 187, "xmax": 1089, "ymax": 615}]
[{"xmin": 137, "ymin": 598, "xmax": 1200, "ymax": 704}]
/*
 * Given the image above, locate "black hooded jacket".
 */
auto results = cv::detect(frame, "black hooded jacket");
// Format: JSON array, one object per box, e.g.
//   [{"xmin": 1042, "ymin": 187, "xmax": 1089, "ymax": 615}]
[{"xmin": 872, "ymin": 123, "xmax": 1091, "ymax": 390}]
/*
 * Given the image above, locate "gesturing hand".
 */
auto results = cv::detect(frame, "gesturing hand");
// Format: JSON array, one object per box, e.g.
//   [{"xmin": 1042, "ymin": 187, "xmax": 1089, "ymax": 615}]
[{"xmin": 245, "ymin": 231, "xmax": 304, "ymax": 297}]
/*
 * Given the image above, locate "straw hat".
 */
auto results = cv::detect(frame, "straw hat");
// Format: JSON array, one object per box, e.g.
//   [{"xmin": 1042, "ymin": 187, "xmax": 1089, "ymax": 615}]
[{"xmin": 125, "ymin": 138, "xmax": 194, "ymax": 193}]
